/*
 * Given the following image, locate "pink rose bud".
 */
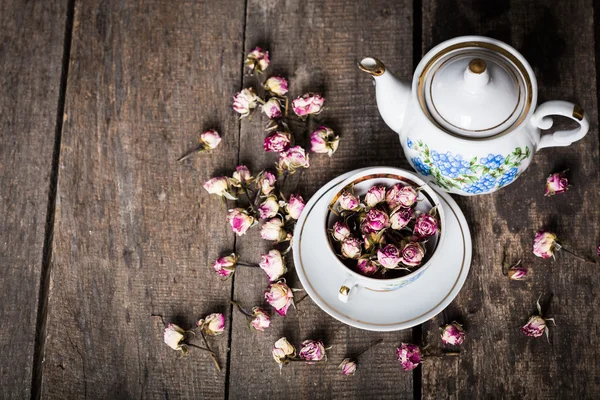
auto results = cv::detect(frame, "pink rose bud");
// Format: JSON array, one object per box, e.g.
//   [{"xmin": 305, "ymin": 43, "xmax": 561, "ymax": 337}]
[
  {"xmin": 265, "ymin": 280, "xmax": 294, "ymax": 316},
  {"xmin": 310, "ymin": 126, "xmax": 339, "ymax": 156},
  {"xmin": 232, "ymin": 165, "xmax": 253, "ymax": 185},
  {"xmin": 361, "ymin": 209, "xmax": 390, "ymax": 233},
  {"xmin": 390, "ymin": 208, "xmax": 413, "ymax": 230},
  {"xmin": 292, "ymin": 93, "xmax": 325, "ymax": 117},
  {"xmin": 233, "ymin": 87, "xmax": 260, "ymax": 118},
  {"xmin": 521, "ymin": 315, "xmax": 547, "ymax": 337},
  {"xmin": 204, "ymin": 176, "xmax": 236, "ymax": 200},
  {"xmin": 250, "ymin": 307, "xmax": 271, "ymax": 331},
  {"xmin": 401, "ymin": 242, "xmax": 425, "ymax": 267},
  {"xmin": 259, "ymin": 249, "xmax": 287, "ymax": 282},
  {"xmin": 212, "ymin": 253, "xmax": 239, "ymax": 278},
  {"xmin": 256, "ymin": 170, "xmax": 277, "ymax": 195},
  {"xmin": 413, "ymin": 213, "xmax": 438, "ymax": 239},
  {"xmin": 339, "ymin": 358, "xmax": 357, "ymax": 376},
  {"xmin": 277, "ymin": 146, "xmax": 310, "ymax": 175},
  {"xmin": 332, "ymin": 221, "xmax": 351, "ymax": 241},
  {"xmin": 272, "ymin": 337, "xmax": 296, "ymax": 364},
  {"xmin": 396, "ymin": 343, "xmax": 421, "ymax": 371},
  {"xmin": 261, "ymin": 97, "xmax": 282, "ymax": 119},
  {"xmin": 299, "ymin": 339, "xmax": 327, "ymax": 362},
  {"xmin": 365, "ymin": 185, "xmax": 386, "ymax": 207},
  {"xmin": 286, "ymin": 193, "xmax": 305, "ymax": 220},
  {"xmin": 357, "ymin": 258, "xmax": 378, "ymax": 276},
  {"xmin": 533, "ymin": 230, "xmax": 558, "ymax": 259},
  {"xmin": 258, "ymin": 195, "xmax": 280, "ymax": 220},
  {"xmin": 244, "ymin": 46, "xmax": 270, "ymax": 74},
  {"xmin": 341, "ymin": 237, "xmax": 362, "ymax": 259},
  {"xmin": 199, "ymin": 129, "xmax": 222, "ymax": 150},
  {"xmin": 198, "ymin": 313, "xmax": 226, "ymax": 336},
  {"xmin": 597, "ymin": 244, "xmax": 600, "ymax": 258},
  {"xmin": 264, "ymin": 76, "xmax": 288, "ymax": 96},
  {"xmin": 508, "ymin": 265, "xmax": 529, "ymax": 280},
  {"xmin": 264, "ymin": 131, "xmax": 291, "ymax": 152},
  {"xmin": 227, "ymin": 208, "xmax": 255, "ymax": 236},
  {"xmin": 339, "ymin": 190, "xmax": 361, "ymax": 211},
  {"xmin": 440, "ymin": 322, "xmax": 466, "ymax": 345},
  {"xmin": 163, "ymin": 323, "xmax": 186, "ymax": 351},
  {"xmin": 545, "ymin": 171, "xmax": 568, "ymax": 196},
  {"xmin": 386, "ymin": 184, "xmax": 418, "ymax": 209},
  {"xmin": 260, "ymin": 218, "xmax": 290, "ymax": 243},
  {"xmin": 377, "ymin": 244, "xmax": 401, "ymax": 269}
]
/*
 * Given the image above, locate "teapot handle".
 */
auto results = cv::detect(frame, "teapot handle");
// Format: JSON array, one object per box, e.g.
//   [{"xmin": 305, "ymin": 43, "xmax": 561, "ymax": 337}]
[{"xmin": 531, "ymin": 100, "xmax": 589, "ymax": 151}]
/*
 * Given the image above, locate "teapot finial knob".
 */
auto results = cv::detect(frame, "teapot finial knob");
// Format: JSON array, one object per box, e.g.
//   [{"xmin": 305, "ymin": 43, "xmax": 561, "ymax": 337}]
[
  {"xmin": 464, "ymin": 58, "xmax": 489, "ymax": 91},
  {"xmin": 468, "ymin": 58, "xmax": 487, "ymax": 74}
]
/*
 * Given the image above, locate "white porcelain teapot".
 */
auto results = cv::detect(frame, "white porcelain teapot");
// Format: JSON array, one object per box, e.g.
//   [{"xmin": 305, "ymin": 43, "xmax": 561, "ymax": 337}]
[{"xmin": 359, "ymin": 36, "xmax": 589, "ymax": 195}]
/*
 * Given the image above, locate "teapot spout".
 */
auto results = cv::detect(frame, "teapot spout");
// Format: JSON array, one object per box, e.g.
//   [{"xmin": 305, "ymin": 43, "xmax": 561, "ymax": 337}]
[{"xmin": 358, "ymin": 57, "xmax": 411, "ymax": 134}]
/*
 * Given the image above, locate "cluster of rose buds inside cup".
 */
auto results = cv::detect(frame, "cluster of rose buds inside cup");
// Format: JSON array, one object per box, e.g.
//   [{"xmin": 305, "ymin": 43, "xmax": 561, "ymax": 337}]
[{"xmin": 329, "ymin": 182, "xmax": 439, "ymax": 278}]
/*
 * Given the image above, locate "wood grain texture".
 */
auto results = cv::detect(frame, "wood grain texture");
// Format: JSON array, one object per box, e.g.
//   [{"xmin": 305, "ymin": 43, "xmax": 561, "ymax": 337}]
[
  {"xmin": 0, "ymin": 1, "xmax": 68, "ymax": 398},
  {"xmin": 420, "ymin": 0, "xmax": 600, "ymax": 398},
  {"xmin": 40, "ymin": 1, "xmax": 246, "ymax": 398},
  {"xmin": 228, "ymin": 1, "xmax": 416, "ymax": 398}
]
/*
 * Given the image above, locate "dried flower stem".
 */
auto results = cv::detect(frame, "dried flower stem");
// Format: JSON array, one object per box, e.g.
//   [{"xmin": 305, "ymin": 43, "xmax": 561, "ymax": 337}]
[
  {"xmin": 560, "ymin": 246, "xmax": 596, "ymax": 264},
  {"xmin": 354, "ymin": 339, "xmax": 383, "ymax": 359},
  {"xmin": 236, "ymin": 261, "xmax": 260, "ymax": 268},
  {"xmin": 177, "ymin": 145, "xmax": 203, "ymax": 163},
  {"xmin": 186, "ymin": 343, "xmax": 216, "ymax": 355},
  {"xmin": 199, "ymin": 330, "xmax": 221, "ymax": 371},
  {"xmin": 243, "ymin": 186, "xmax": 257, "ymax": 214},
  {"xmin": 231, "ymin": 301, "xmax": 253, "ymax": 318}
]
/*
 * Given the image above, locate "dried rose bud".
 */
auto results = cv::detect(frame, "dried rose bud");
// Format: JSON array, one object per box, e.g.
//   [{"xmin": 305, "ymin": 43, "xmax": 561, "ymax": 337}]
[
  {"xmin": 339, "ymin": 190, "xmax": 361, "ymax": 211},
  {"xmin": 361, "ymin": 208, "xmax": 390, "ymax": 233},
  {"xmin": 299, "ymin": 339, "xmax": 326, "ymax": 362},
  {"xmin": 256, "ymin": 170, "xmax": 277, "ymax": 195},
  {"xmin": 332, "ymin": 221, "xmax": 351, "ymax": 241},
  {"xmin": 203, "ymin": 176, "xmax": 236, "ymax": 200},
  {"xmin": 264, "ymin": 76, "xmax": 288, "ymax": 96},
  {"xmin": 233, "ymin": 88, "xmax": 260, "ymax": 118},
  {"xmin": 198, "ymin": 313, "xmax": 226, "ymax": 336},
  {"xmin": 341, "ymin": 237, "xmax": 362, "ymax": 259},
  {"xmin": 272, "ymin": 337, "xmax": 296, "ymax": 364},
  {"xmin": 232, "ymin": 165, "xmax": 253, "ymax": 185},
  {"xmin": 339, "ymin": 358, "xmax": 357, "ymax": 376},
  {"xmin": 163, "ymin": 323, "xmax": 186, "ymax": 351},
  {"xmin": 533, "ymin": 230, "xmax": 558, "ymax": 259},
  {"xmin": 244, "ymin": 46, "xmax": 270, "ymax": 74},
  {"xmin": 264, "ymin": 131, "xmax": 291, "ymax": 152},
  {"xmin": 260, "ymin": 218, "xmax": 290, "ymax": 243},
  {"xmin": 401, "ymin": 242, "xmax": 424, "ymax": 267},
  {"xmin": 365, "ymin": 185, "xmax": 386, "ymax": 207},
  {"xmin": 212, "ymin": 253, "xmax": 239, "ymax": 278},
  {"xmin": 508, "ymin": 265, "xmax": 529, "ymax": 281},
  {"xmin": 597, "ymin": 244, "xmax": 600, "ymax": 258},
  {"xmin": 386, "ymin": 184, "xmax": 417, "ymax": 209},
  {"xmin": 377, "ymin": 244, "xmax": 401, "ymax": 269},
  {"xmin": 277, "ymin": 146, "xmax": 310, "ymax": 175},
  {"xmin": 259, "ymin": 249, "xmax": 287, "ymax": 282},
  {"xmin": 286, "ymin": 194, "xmax": 305, "ymax": 220},
  {"xmin": 261, "ymin": 97, "xmax": 282, "ymax": 119},
  {"xmin": 545, "ymin": 171, "xmax": 568, "ymax": 196},
  {"xmin": 199, "ymin": 129, "xmax": 222, "ymax": 150},
  {"xmin": 357, "ymin": 258, "xmax": 378, "ymax": 276},
  {"xmin": 310, "ymin": 126, "xmax": 339, "ymax": 156},
  {"xmin": 250, "ymin": 307, "xmax": 271, "ymax": 331},
  {"xmin": 258, "ymin": 195, "xmax": 280, "ymax": 220},
  {"xmin": 521, "ymin": 315, "xmax": 547, "ymax": 338},
  {"xmin": 227, "ymin": 208, "xmax": 255, "ymax": 236},
  {"xmin": 265, "ymin": 280, "xmax": 294, "ymax": 316},
  {"xmin": 292, "ymin": 93, "xmax": 325, "ymax": 117},
  {"xmin": 396, "ymin": 343, "xmax": 421, "ymax": 371},
  {"xmin": 441, "ymin": 322, "xmax": 466, "ymax": 345},
  {"xmin": 390, "ymin": 208, "xmax": 413, "ymax": 230},
  {"xmin": 413, "ymin": 213, "xmax": 438, "ymax": 239}
]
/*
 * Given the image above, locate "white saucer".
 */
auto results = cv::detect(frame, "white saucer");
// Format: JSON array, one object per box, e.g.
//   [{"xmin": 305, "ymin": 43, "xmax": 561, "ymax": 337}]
[{"xmin": 292, "ymin": 168, "xmax": 472, "ymax": 332}]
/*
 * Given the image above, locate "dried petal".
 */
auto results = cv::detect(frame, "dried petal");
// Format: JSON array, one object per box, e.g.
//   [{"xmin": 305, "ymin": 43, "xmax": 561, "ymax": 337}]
[{"xmin": 545, "ymin": 171, "xmax": 568, "ymax": 196}]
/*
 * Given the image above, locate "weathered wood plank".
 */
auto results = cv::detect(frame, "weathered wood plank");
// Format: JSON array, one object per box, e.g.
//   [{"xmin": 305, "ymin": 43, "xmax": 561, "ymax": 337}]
[
  {"xmin": 40, "ymin": 1, "xmax": 246, "ymax": 398},
  {"xmin": 228, "ymin": 1, "xmax": 415, "ymax": 398},
  {"xmin": 0, "ymin": 1, "xmax": 69, "ymax": 398},
  {"xmin": 420, "ymin": 0, "xmax": 600, "ymax": 398}
]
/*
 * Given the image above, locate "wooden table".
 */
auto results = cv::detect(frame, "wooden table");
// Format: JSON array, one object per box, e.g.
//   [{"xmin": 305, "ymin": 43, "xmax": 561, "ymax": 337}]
[{"xmin": 1, "ymin": 0, "xmax": 599, "ymax": 398}]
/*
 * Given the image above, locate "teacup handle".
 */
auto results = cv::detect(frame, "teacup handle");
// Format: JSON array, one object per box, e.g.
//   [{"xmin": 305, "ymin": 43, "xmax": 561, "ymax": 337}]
[
  {"xmin": 338, "ymin": 278, "xmax": 358, "ymax": 303},
  {"xmin": 531, "ymin": 100, "xmax": 589, "ymax": 151}
]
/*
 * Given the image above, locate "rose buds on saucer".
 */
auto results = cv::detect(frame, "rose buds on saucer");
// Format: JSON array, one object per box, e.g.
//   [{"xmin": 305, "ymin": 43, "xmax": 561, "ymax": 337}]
[
  {"xmin": 264, "ymin": 76, "xmax": 288, "ymax": 96},
  {"xmin": 396, "ymin": 343, "xmax": 421, "ymax": 371},
  {"xmin": 259, "ymin": 249, "xmax": 287, "ymax": 282},
  {"xmin": 441, "ymin": 322, "xmax": 466, "ymax": 346},
  {"xmin": 545, "ymin": 171, "xmax": 568, "ymax": 196},
  {"xmin": 265, "ymin": 280, "xmax": 294, "ymax": 316}
]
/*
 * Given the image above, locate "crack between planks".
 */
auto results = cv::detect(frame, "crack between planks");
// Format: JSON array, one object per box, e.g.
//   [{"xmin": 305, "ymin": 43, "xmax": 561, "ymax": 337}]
[
  {"xmin": 224, "ymin": 0, "xmax": 250, "ymax": 399},
  {"xmin": 30, "ymin": 0, "xmax": 76, "ymax": 398},
  {"xmin": 594, "ymin": 0, "xmax": 600, "ymax": 168}
]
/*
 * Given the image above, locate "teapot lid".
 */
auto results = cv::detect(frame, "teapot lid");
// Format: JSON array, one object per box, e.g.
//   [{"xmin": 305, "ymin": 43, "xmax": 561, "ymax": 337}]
[{"xmin": 420, "ymin": 45, "xmax": 532, "ymax": 138}]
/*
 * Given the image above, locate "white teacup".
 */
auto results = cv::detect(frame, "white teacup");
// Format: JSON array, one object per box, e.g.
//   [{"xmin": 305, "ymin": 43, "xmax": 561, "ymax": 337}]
[{"xmin": 325, "ymin": 167, "xmax": 446, "ymax": 302}]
